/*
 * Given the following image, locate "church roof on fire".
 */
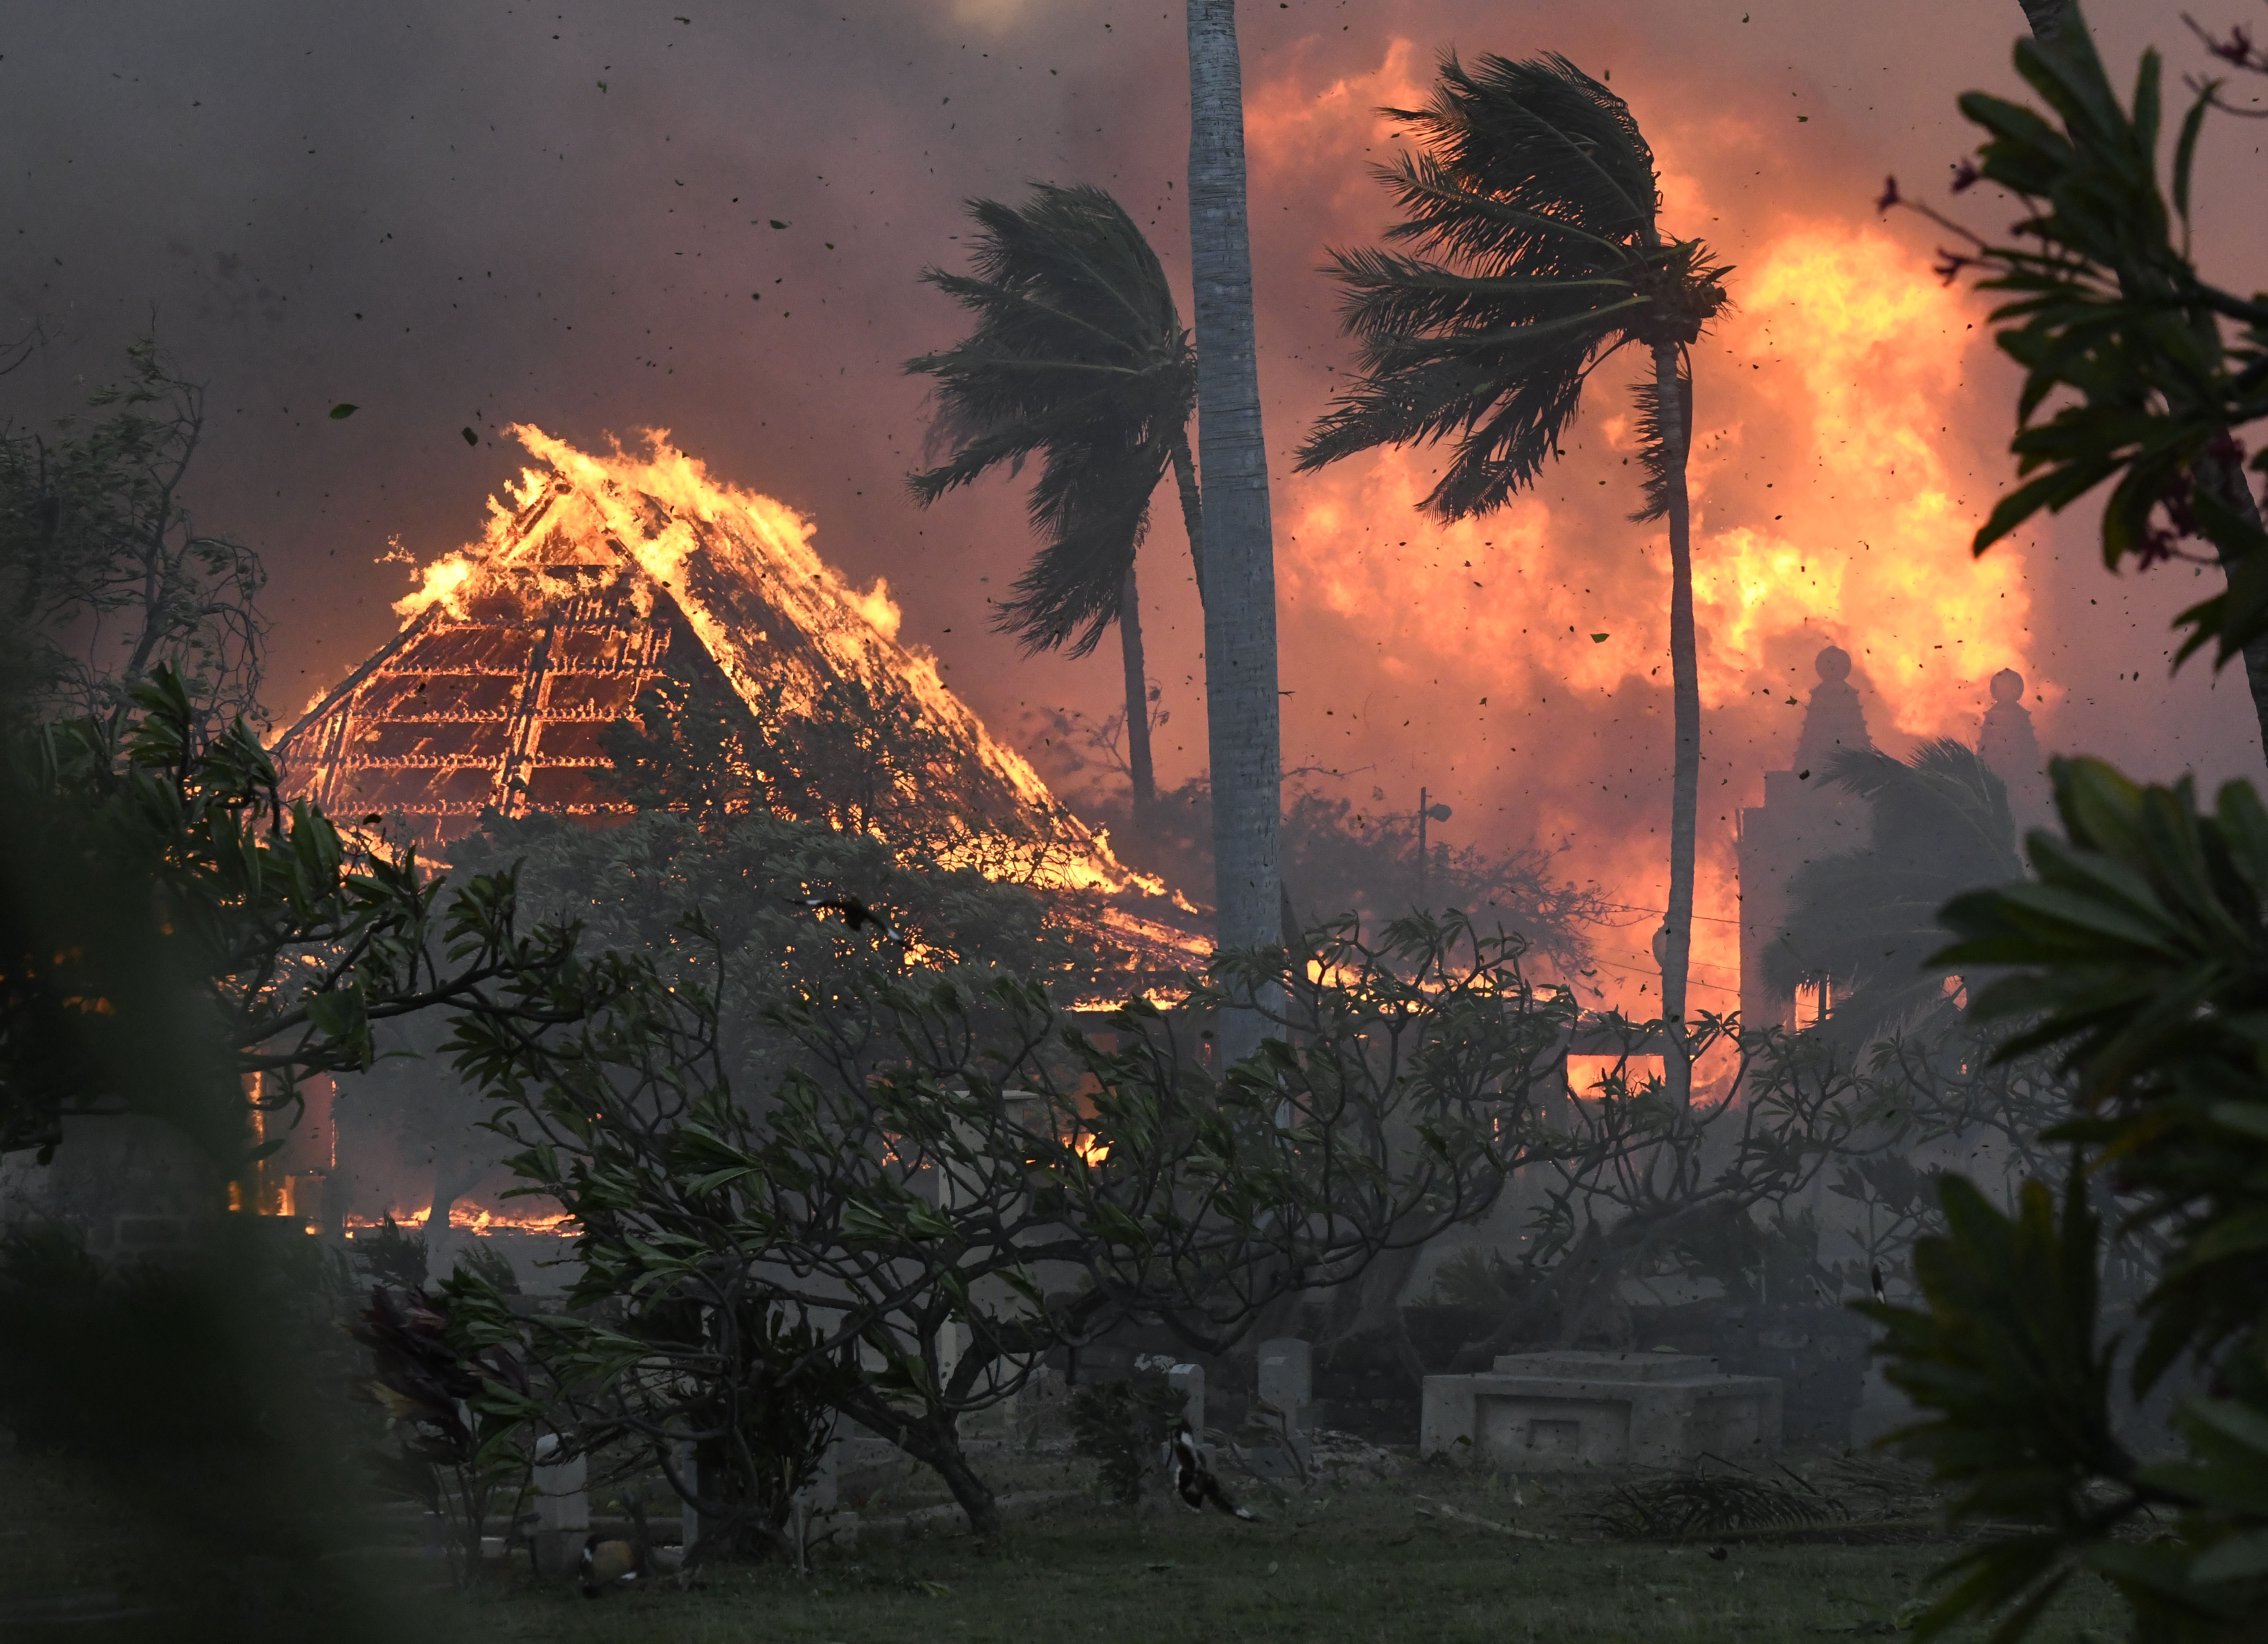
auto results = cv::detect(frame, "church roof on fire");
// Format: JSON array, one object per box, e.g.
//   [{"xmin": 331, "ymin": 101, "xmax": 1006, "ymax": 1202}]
[{"xmin": 273, "ymin": 428, "xmax": 1180, "ymax": 922}]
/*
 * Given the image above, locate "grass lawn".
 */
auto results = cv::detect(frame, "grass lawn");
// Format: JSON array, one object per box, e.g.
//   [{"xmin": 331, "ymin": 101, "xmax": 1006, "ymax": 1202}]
[
  {"xmin": 454, "ymin": 1454, "xmax": 2122, "ymax": 1644},
  {"xmin": 0, "ymin": 1444, "xmax": 2125, "ymax": 1643}
]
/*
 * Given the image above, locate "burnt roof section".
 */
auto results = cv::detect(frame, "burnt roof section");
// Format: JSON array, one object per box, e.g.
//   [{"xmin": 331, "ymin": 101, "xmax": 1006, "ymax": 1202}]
[{"xmin": 272, "ymin": 449, "xmax": 1097, "ymax": 857}]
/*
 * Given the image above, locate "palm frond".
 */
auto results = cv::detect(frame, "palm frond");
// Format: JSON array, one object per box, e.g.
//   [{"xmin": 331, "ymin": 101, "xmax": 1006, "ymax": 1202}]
[
  {"xmin": 1628, "ymin": 354, "xmax": 1692, "ymax": 524},
  {"xmin": 1828, "ymin": 740, "xmax": 2021, "ymax": 869},
  {"xmin": 1765, "ymin": 741, "xmax": 2024, "ymax": 1043},
  {"xmin": 1588, "ymin": 1468, "xmax": 1846, "ymax": 1538},
  {"xmin": 1300, "ymin": 51, "xmax": 1728, "ymax": 519},
  {"xmin": 1383, "ymin": 53, "xmax": 1659, "ymax": 262},
  {"xmin": 904, "ymin": 183, "xmax": 1195, "ymax": 656},
  {"xmin": 991, "ymin": 439, "xmax": 1162, "ymax": 658},
  {"xmin": 906, "ymin": 183, "xmax": 1194, "ymax": 500}
]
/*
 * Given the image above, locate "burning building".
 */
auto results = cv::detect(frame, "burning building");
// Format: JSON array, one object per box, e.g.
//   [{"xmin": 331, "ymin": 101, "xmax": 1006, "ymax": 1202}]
[
  {"xmin": 277, "ymin": 426, "xmax": 1147, "ymax": 882},
  {"xmin": 262, "ymin": 427, "xmax": 1208, "ymax": 1259}
]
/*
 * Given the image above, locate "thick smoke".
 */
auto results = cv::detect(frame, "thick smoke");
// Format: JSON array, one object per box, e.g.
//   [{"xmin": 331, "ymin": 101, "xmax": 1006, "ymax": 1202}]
[{"xmin": 3, "ymin": 0, "xmax": 2260, "ymax": 1009}]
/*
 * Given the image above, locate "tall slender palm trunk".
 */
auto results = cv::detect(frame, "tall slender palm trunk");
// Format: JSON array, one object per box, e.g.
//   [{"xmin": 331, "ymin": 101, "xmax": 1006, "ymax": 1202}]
[
  {"xmin": 1118, "ymin": 562, "xmax": 1157, "ymax": 820},
  {"xmin": 1656, "ymin": 344, "xmax": 1699, "ymax": 1107},
  {"xmin": 1186, "ymin": 0, "xmax": 1283, "ymax": 1066}
]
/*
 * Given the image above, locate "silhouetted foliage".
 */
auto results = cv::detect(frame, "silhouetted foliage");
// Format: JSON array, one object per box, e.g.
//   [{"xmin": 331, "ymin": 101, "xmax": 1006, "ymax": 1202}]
[
  {"xmin": 1071, "ymin": 1377, "xmax": 1186, "ymax": 1505},
  {"xmin": 0, "ymin": 336, "xmax": 265, "ymax": 729},
  {"xmin": 460, "ymin": 910, "xmax": 1575, "ymax": 1540},
  {"xmin": 1891, "ymin": 5, "xmax": 2268, "ymax": 670},
  {"xmin": 908, "ymin": 183, "xmax": 1199, "ymax": 658},
  {"xmin": 1766, "ymin": 741, "xmax": 2023, "ymax": 1045},
  {"xmin": 0, "ymin": 667, "xmax": 594, "ymax": 1164},
  {"xmin": 1865, "ymin": 756, "xmax": 2268, "ymax": 1640}
]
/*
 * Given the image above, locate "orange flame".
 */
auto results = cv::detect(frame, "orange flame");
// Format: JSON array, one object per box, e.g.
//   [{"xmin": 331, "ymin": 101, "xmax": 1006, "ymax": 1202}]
[
  {"xmin": 1248, "ymin": 40, "xmax": 2041, "ymax": 1016},
  {"xmin": 390, "ymin": 425, "xmax": 1190, "ymax": 911},
  {"xmin": 346, "ymin": 1204, "xmax": 576, "ymax": 1236}
]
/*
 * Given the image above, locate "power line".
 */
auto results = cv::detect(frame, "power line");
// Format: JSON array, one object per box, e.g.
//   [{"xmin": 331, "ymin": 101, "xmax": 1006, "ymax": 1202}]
[
  {"xmin": 1578, "ymin": 952, "xmax": 1742, "ymax": 997},
  {"xmin": 1597, "ymin": 899, "xmax": 1743, "ymax": 926}
]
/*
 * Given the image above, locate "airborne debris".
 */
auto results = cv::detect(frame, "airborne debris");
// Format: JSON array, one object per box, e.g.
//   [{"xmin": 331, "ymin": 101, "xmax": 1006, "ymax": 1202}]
[
  {"xmin": 770, "ymin": 219, "xmax": 789, "ymax": 229},
  {"xmin": 461, "ymin": 428, "xmax": 478, "ymax": 446},
  {"xmin": 329, "ymin": 403, "xmax": 357, "ymax": 419},
  {"xmin": 792, "ymin": 894, "xmax": 908, "ymax": 946}
]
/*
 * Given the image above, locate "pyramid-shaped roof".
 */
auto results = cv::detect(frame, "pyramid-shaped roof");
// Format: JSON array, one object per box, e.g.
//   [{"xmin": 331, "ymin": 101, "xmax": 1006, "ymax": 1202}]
[{"xmin": 275, "ymin": 427, "xmax": 1154, "ymax": 902}]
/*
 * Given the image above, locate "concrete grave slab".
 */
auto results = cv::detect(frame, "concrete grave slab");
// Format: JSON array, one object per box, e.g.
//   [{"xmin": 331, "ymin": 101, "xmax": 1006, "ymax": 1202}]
[{"xmin": 1420, "ymin": 1350, "xmax": 1781, "ymax": 1470}]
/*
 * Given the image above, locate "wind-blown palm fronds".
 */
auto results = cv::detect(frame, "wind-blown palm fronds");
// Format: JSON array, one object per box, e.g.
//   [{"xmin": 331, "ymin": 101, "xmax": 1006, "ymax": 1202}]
[
  {"xmin": 907, "ymin": 183, "xmax": 1200, "ymax": 659},
  {"xmin": 1295, "ymin": 52, "xmax": 1728, "ymax": 520},
  {"xmin": 1296, "ymin": 51, "xmax": 1728, "ymax": 1103},
  {"xmin": 1766, "ymin": 740, "xmax": 2024, "ymax": 1045}
]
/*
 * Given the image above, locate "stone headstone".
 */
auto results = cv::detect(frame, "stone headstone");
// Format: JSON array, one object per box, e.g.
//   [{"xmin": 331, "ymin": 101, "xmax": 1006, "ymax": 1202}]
[
  {"xmin": 675, "ymin": 1438, "xmax": 701, "ymax": 1552},
  {"xmin": 1256, "ymin": 1338, "xmax": 1312, "ymax": 1426},
  {"xmin": 530, "ymin": 1441, "xmax": 588, "ymax": 1574},
  {"xmin": 1167, "ymin": 1362, "xmax": 1205, "ymax": 1439},
  {"xmin": 1016, "ymin": 1364, "xmax": 1070, "ymax": 1448},
  {"xmin": 793, "ymin": 1438, "xmax": 840, "ymax": 1514}
]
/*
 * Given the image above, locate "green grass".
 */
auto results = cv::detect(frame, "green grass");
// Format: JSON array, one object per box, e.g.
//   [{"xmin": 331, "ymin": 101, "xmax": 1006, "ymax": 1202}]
[
  {"xmin": 454, "ymin": 1459, "xmax": 2122, "ymax": 1644},
  {"xmin": 0, "ymin": 1446, "xmax": 2126, "ymax": 1644}
]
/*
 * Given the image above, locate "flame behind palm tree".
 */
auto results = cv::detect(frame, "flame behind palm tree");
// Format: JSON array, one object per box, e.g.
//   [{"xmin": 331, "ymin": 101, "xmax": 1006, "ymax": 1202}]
[{"xmin": 1296, "ymin": 52, "xmax": 1728, "ymax": 1099}]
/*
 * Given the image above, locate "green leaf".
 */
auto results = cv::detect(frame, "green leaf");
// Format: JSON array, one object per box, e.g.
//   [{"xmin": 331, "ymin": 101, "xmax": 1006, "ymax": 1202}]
[
  {"xmin": 2172, "ymin": 85, "xmax": 2212, "ymax": 229},
  {"xmin": 2188, "ymin": 1528, "xmax": 2268, "ymax": 1585}
]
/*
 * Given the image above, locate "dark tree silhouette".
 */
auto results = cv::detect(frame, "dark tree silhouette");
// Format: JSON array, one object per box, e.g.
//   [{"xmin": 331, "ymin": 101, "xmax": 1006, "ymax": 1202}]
[
  {"xmin": 906, "ymin": 183, "xmax": 1202, "ymax": 822},
  {"xmin": 1765, "ymin": 740, "xmax": 2023, "ymax": 1046}
]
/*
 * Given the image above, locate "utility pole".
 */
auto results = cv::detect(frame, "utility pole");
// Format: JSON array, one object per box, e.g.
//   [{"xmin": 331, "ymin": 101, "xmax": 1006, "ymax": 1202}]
[{"xmin": 1416, "ymin": 789, "xmax": 1451, "ymax": 912}]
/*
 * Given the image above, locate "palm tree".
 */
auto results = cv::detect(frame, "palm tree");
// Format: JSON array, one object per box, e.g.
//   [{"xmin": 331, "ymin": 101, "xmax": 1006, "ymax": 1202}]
[
  {"xmin": 1765, "ymin": 741, "xmax": 2023, "ymax": 1047},
  {"xmin": 1186, "ymin": 0, "xmax": 1286, "ymax": 1064},
  {"xmin": 1294, "ymin": 52, "xmax": 1728, "ymax": 1101},
  {"xmin": 906, "ymin": 183, "xmax": 1204, "ymax": 821}
]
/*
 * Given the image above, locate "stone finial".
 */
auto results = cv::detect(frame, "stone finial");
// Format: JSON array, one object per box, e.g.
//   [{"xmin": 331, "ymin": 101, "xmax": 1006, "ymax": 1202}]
[
  {"xmin": 1979, "ymin": 667, "xmax": 2048, "ymax": 818},
  {"xmin": 1792, "ymin": 644, "xmax": 1871, "ymax": 771}
]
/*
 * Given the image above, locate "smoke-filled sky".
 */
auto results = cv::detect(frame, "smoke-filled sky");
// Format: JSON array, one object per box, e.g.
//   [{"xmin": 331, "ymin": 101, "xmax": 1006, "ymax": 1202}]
[{"xmin": 6, "ymin": 0, "xmax": 2263, "ymax": 1009}]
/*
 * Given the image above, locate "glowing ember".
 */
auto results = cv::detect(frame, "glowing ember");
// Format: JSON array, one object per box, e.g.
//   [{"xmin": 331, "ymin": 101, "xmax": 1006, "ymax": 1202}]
[{"xmin": 345, "ymin": 1205, "xmax": 577, "ymax": 1236}]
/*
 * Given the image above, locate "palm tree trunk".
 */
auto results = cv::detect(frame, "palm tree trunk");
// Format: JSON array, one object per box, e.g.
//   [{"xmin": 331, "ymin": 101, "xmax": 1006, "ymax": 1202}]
[
  {"xmin": 1186, "ymin": 0, "xmax": 1283, "ymax": 1066},
  {"xmin": 1169, "ymin": 432, "xmax": 1207, "ymax": 607},
  {"xmin": 1656, "ymin": 343, "xmax": 1699, "ymax": 1108},
  {"xmin": 1118, "ymin": 562, "xmax": 1157, "ymax": 820}
]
